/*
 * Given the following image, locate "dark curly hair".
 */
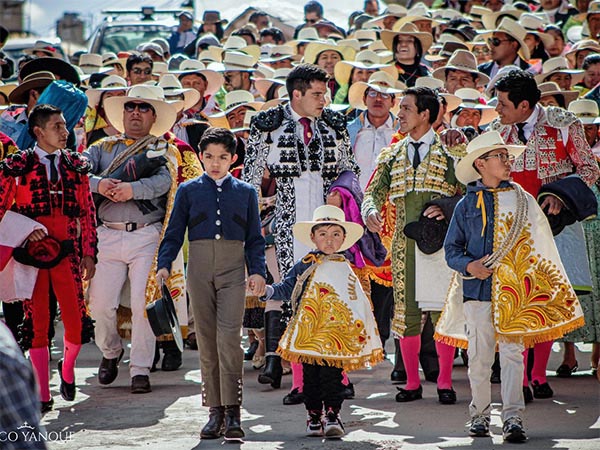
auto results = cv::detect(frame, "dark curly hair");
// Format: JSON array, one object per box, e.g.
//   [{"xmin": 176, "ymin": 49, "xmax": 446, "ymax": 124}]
[
  {"xmin": 286, "ymin": 63, "xmax": 329, "ymax": 96},
  {"xmin": 494, "ymin": 69, "xmax": 540, "ymax": 109},
  {"xmin": 403, "ymin": 87, "xmax": 439, "ymax": 125}
]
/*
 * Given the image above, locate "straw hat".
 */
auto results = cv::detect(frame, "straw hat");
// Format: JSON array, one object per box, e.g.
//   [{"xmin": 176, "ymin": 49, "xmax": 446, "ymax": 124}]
[
  {"xmin": 302, "ymin": 42, "xmax": 356, "ymax": 65},
  {"xmin": 218, "ymin": 51, "xmax": 258, "ymax": 72},
  {"xmin": 286, "ymin": 27, "xmax": 324, "ymax": 50},
  {"xmin": 78, "ymin": 53, "xmax": 112, "ymax": 75},
  {"xmin": 564, "ymin": 39, "xmax": 600, "ymax": 59},
  {"xmin": 432, "ymin": 49, "xmax": 490, "ymax": 87},
  {"xmin": 534, "ymin": 57, "xmax": 584, "ymax": 86},
  {"xmin": 0, "ymin": 81, "xmax": 17, "ymax": 103},
  {"xmin": 518, "ymin": 14, "xmax": 554, "ymax": 49},
  {"xmin": 209, "ymin": 90, "xmax": 264, "ymax": 118},
  {"xmin": 364, "ymin": 4, "xmax": 408, "ymax": 29},
  {"xmin": 537, "ymin": 81, "xmax": 579, "ymax": 106},
  {"xmin": 455, "ymin": 131, "xmax": 526, "ymax": 185},
  {"xmin": 366, "ymin": 41, "xmax": 394, "ymax": 62},
  {"xmin": 348, "ymin": 29, "xmax": 379, "ymax": 48},
  {"xmin": 424, "ymin": 41, "xmax": 469, "ymax": 63},
  {"xmin": 392, "ymin": 2, "xmax": 442, "ymax": 29},
  {"xmin": 152, "ymin": 62, "xmax": 169, "ymax": 77},
  {"xmin": 381, "ymin": 22, "xmax": 433, "ymax": 54},
  {"xmin": 197, "ymin": 50, "xmax": 222, "ymax": 65},
  {"xmin": 482, "ymin": 17, "xmax": 531, "ymax": 60},
  {"xmin": 336, "ymin": 39, "xmax": 361, "ymax": 53},
  {"xmin": 254, "ymin": 68, "xmax": 291, "ymax": 100},
  {"xmin": 103, "ymin": 85, "xmax": 178, "ymax": 137},
  {"xmin": 292, "ymin": 205, "xmax": 364, "ymax": 252},
  {"xmin": 334, "ymin": 50, "xmax": 395, "ymax": 85},
  {"xmin": 259, "ymin": 45, "xmax": 297, "ymax": 63},
  {"xmin": 481, "ymin": 5, "xmax": 525, "ymax": 31},
  {"xmin": 174, "ymin": 59, "xmax": 223, "ymax": 96},
  {"xmin": 102, "ymin": 52, "xmax": 127, "ymax": 71},
  {"xmin": 158, "ymin": 74, "xmax": 201, "ymax": 111},
  {"xmin": 9, "ymin": 72, "xmax": 56, "ymax": 105},
  {"xmin": 85, "ymin": 75, "xmax": 128, "ymax": 107},
  {"xmin": 23, "ymin": 40, "xmax": 61, "ymax": 58},
  {"xmin": 568, "ymin": 99, "xmax": 600, "ymax": 124},
  {"xmin": 212, "ymin": 36, "xmax": 260, "ymax": 61},
  {"xmin": 451, "ymin": 88, "xmax": 498, "ymax": 125},
  {"xmin": 348, "ymin": 71, "xmax": 406, "ymax": 110}
]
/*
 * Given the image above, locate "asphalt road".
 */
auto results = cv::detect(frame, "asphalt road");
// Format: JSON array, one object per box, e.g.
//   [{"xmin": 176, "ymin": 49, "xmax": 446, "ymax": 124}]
[{"xmin": 40, "ymin": 328, "xmax": 599, "ymax": 450}]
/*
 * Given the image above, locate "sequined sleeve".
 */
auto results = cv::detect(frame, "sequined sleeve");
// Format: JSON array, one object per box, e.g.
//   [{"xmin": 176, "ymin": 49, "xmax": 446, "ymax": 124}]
[
  {"xmin": 242, "ymin": 125, "xmax": 268, "ymax": 196},
  {"xmin": 567, "ymin": 120, "xmax": 600, "ymax": 186}
]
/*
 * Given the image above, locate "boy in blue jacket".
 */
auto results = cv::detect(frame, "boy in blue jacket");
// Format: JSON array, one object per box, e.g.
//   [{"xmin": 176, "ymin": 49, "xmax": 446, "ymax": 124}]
[{"xmin": 156, "ymin": 127, "xmax": 266, "ymax": 441}]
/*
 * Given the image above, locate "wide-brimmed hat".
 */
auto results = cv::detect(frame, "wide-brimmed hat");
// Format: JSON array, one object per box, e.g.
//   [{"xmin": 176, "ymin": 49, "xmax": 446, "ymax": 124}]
[
  {"xmin": 564, "ymin": 39, "xmax": 600, "ymax": 60},
  {"xmin": 432, "ymin": 49, "xmax": 490, "ymax": 87},
  {"xmin": 102, "ymin": 52, "xmax": 127, "ymax": 71},
  {"xmin": 152, "ymin": 61, "xmax": 169, "ymax": 77},
  {"xmin": 413, "ymin": 77, "xmax": 461, "ymax": 111},
  {"xmin": 364, "ymin": 4, "xmax": 408, "ymax": 29},
  {"xmin": 313, "ymin": 20, "xmax": 346, "ymax": 39},
  {"xmin": 334, "ymin": 50, "xmax": 395, "ymax": 85},
  {"xmin": 78, "ymin": 53, "xmax": 113, "ymax": 75},
  {"xmin": 518, "ymin": 14, "xmax": 554, "ymax": 48},
  {"xmin": 199, "ymin": 10, "xmax": 228, "ymax": 25},
  {"xmin": 302, "ymin": 42, "xmax": 356, "ymax": 65},
  {"xmin": 293, "ymin": 205, "xmax": 364, "ymax": 252},
  {"xmin": 23, "ymin": 40, "xmax": 61, "ymax": 58},
  {"xmin": 424, "ymin": 40, "xmax": 469, "ymax": 63},
  {"xmin": 481, "ymin": 17, "xmax": 531, "ymax": 60},
  {"xmin": 484, "ymin": 64, "xmax": 521, "ymax": 98},
  {"xmin": 259, "ymin": 45, "xmax": 297, "ymax": 63},
  {"xmin": 534, "ymin": 57, "xmax": 584, "ymax": 86},
  {"xmin": 568, "ymin": 99, "xmax": 600, "ymax": 124},
  {"xmin": 209, "ymin": 90, "xmax": 264, "ymax": 118},
  {"xmin": 0, "ymin": 81, "xmax": 17, "ymax": 103},
  {"xmin": 286, "ymin": 27, "xmax": 324, "ymax": 50},
  {"xmin": 381, "ymin": 22, "xmax": 433, "ymax": 54},
  {"xmin": 254, "ymin": 68, "xmax": 291, "ymax": 100},
  {"xmin": 455, "ymin": 131, "xmax": 526, "ymax": 185},
  {"xmin": 537, "ymin": 81, "xmax": 579, "ymax": 106},
  {"xmin": 173, "ymin": 59, "xmax": 223, "ymax": 96},
  {"xmin": 158, "ymin": 74, "xmax": 201, "ymax": 111},
  {"xmin": 19, "ymin": 57, "xmax": 81, "ymax": 87},
  {"xmin": 13, "ymin": 236, "xmax": 75, "ymax": 269},
  {"xmin": 348, "ymin": 71, "xmax": 405, "ymax": 110},
  {"xmin": 146, "ymin": 282, "xmax": 184, "ymax": 352},
  {"xmin": 212, "ymin": 36, "xmax": 260, "ymax": 61},
  {"xmin": 218, "ymin": 51, "xmax": 258, "ymax": 72},
  {"xmin": 348, "ymin": 29, "xmax": 379, "ymax": 48},
  {"xmin": 392, "ymin": 2, "xmax": 442, "ymax": 29},
  {"xmin": 85, "ymin": 75, "xmax": 128, "ymax": 107},
  {"xmin": 9, "ymin": 71, "xmax": 56, "ymax": 105},
  {"xmin": 103, "ymin": 85, "xmax": 178, "ymax": 137},
  {"xmin": 481, "ymin": 5, "xmax": 525, "ymax": 31},
  {"xmin": 451, "ymin": 88, "xmax": 498, "ymax": 126}
]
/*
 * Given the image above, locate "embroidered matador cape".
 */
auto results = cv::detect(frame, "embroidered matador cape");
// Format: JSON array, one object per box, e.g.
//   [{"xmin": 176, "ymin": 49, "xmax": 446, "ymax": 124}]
[
  {"xmin": 277, "ymin": 254, "xmax": 384, "ymax": 371},
  {"xmin": 435, "ymin": 183, "xmax": 584, "ymax": 348}
]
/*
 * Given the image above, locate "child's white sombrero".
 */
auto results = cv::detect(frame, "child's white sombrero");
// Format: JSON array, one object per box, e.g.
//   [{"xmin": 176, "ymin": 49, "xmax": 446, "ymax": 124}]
[{"xmin": 293, "ymin": 205, "xmax": 364, "ymax": 252}]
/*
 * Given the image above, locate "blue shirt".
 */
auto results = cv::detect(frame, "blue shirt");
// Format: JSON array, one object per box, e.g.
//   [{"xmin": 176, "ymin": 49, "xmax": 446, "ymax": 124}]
[
  {"xmin": 443, "ymin": 180, "xmax": 512, "ymax": 301},
  {"xmin": 157, "ymin": 173, "xmax": 266, "ymax": 277}
]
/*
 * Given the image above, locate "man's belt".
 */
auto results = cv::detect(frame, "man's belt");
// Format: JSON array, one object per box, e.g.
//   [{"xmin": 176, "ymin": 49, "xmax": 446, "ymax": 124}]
[{"xmin": 102, "ymin": 222, "xmax": 157, "ymax": 232}]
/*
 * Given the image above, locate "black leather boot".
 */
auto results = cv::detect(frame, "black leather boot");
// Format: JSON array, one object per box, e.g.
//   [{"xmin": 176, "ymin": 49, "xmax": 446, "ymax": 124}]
[
  {"xmin": 200, "ymin": 406, "xmax": 225, "ymax": 439},
  {"xmin": 258, "ymin": 310, "xmax": 283, "ymax": 389},
  {"xmin": 224, "ymin": 405, "xmax": 245, "ymax": 440},
  {"xmin": 161, "ymin": 340, "xmax": 182, "ymax": 371}
]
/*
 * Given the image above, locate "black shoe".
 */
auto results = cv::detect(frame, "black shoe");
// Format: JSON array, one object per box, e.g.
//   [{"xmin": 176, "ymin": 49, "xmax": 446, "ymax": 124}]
[
  {"xmin": 258, "ymin": 310, "xmax": 283, "ymax": 388},
  {"xmin": 186, "ymin": 332, "xmax": 198, "ymax": 350},
  {"xmin": 437, "ymin": 388, "xmax": 456, "ymax": 404},
  {"xmin": 98, "ymin": 349, "xmax": 124, "ymax": 385},
  {"xmin": 41, "ymin": 398, "xmax": 54, "ymax": 414},
  {"xmin": 131, "ymin": 375, "xmax": 151, "ymax": 394},
  {"xmin": 283, "ymin": 387, "xmax": 304, "ymax": 405},
  {"xmin": 244, "ymin": 340, "xmax": 259, "ymax": 361},
  {"xmin": 532, "ymin": 380, "xmax": 553, "ymax": 399},
  {"xmin": 503, "ymin": 417, "xmax": 527, "ymax": 443},
  {"xmin": 161, "ymin": 348, "xmax": 182, "ymax": 371},
  {"xmin": 556, "ymin": 361, "xmax": 578, "ymax": 377},
  {"xmin": 424, "ymin": 370, "xmax": 439, "ymax": 383},
  {"xmin": 390, "ymin": 369, "xmax": 407, "ymax": 384},
  {"xmin": 58, "ymin": 359, "xmax": 76, "ymax": 401},
  {"xmin": 395, "ymin": 385, "xmax": 423, "ymax": 402},
  {"xmin": 224, "ymin": 405, "xmax": 245, "ymax": 440},
  {"xmin": 523, "ymin": 386, "xmax": 533, "ymax": 404},
  {"xmin": 490, "ymin": 369, "xmax": 501, "ymax": 384},
  {"xmin": 343, "ymin": 383, "xmax": 355, "ymax": 399},
  {"xmin": 200, "ymin": 406, "xmax": 224, "ymax": 439}
]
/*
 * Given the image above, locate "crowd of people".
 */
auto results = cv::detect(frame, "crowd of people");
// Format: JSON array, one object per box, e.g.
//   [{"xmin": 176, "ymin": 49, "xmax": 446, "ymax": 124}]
[{"xmin": 0, "ymin": 0, "xmax": 599, "ymax": 447}]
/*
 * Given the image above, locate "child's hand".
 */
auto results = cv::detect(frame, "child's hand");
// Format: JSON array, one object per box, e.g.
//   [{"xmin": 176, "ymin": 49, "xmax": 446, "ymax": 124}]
[
  {"xmin": 156, "ymin": 268, "xmax": 170, "ymax": 286},
  {"xmin": 466, "ymin": 256, "xmax": 493, "ymax": 280},
  {"xmin": 247, "ymin": 274, "xmax": 266, "ymax": 296}
]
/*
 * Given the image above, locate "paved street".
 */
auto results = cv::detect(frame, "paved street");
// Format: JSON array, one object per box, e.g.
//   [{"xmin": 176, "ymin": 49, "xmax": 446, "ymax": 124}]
[{"xmin": 38, "ymin": 327, "xmax": 600, "ymax": 450}]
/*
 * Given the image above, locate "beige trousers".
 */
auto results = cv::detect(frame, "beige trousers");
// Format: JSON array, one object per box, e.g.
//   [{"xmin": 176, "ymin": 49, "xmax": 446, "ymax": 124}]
[{"xmin": 187, "ymin": 240, "xmax": 246, "ymax": 406}]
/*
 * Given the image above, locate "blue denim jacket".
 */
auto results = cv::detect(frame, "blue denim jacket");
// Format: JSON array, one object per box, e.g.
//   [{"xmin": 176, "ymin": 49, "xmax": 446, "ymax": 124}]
[{"xmin": 443, "ymin": 180, "xmax": 512, "ymax": 301}]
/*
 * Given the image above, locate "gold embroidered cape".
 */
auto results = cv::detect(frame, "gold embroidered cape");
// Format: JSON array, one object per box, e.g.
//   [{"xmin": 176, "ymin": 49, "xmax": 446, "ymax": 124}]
[{"xmin": 435, "ymin": 185, "xmax": 584, "ymax": 348}]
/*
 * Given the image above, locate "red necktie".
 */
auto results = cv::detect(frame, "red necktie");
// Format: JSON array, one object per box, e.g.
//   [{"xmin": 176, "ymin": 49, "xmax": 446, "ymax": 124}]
[{"xmin": 299, "ymin": 117, "xmax": 312, "ymax": 146}]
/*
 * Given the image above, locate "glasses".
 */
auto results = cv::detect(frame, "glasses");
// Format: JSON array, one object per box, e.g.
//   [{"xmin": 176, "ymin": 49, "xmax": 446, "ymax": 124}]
[
  {"xmin": 131, "ymin": 67, "xmax": 152, "ymax": 75},
  {"xmin": 487, "ymin": 37, "xmax": 513, "ymax": 47},
  {"xmin": 305, "ymin": 19, "xmax": 318, "ymax": 24},
  {"xmin": 473, "ymin": 47, "xmax": 491, "ymax": 56},
  {"xmin": 124, "ymin": 102, "xmax": 155, "ymax": 113},
  {"xmin": 366, "ymin": 90, "xmax": 392, "ymax": 99},
  {"xmin": 480, "ymin": 153, "xmax": 515, "ymax": 163}
]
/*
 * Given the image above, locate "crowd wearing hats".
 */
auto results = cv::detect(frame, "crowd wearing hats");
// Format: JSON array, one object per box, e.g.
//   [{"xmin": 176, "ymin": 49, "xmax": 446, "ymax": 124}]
[{"xmin": 1, "ymin": 0, "xmax": 600, "ymax": 445}]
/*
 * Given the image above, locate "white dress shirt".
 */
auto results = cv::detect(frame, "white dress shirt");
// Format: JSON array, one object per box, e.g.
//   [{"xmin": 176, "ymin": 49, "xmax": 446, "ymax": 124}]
[
  {"xmin": 407, "ymin": 127, "xmax": 436, "ymax": 166},
  {"xmin": 34, "ymin": 145, "xmax": 61, "ymax": 181},
  {"xmin": 354, "ymin": 114, "xmax": 396, "ymax": 190}
]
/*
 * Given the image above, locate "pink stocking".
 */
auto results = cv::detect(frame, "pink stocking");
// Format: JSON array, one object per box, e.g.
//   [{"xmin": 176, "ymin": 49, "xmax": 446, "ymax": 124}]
[
  {"xmin": 400, "ymin": 335, "xmax": 421, "ymax": 390},
  {"xmin": 341, "ymin": 371, "xmax": 350, "ymax": 386},
  {"xmin": 62, "ymin": 339, "xmax": 81, "ymax": 384},
  {"xmin": 435, "ymin": 341, "xmax": 454, "ymax": 390},
  {"xmin": 29, "ymin": 347, "xmax": 51, "ymax": 402},
  {"xmin": 522, "ymin": 348, "xmax": 529, "ymax": 386},
  {"xmin": 531, "ymin": 341, "xmax": 553, "ymax": 384},
  {"xmin": 291, "ymin": 362, "xmax": 303, "ymax": 392}
]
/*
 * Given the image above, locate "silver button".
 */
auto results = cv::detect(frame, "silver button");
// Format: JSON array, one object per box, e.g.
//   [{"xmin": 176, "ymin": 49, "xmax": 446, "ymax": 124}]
[
  {"xmin": 217, "ymin": 209, "xmax": 221, "ymax": 215},
  {"xmin": 215, "ymin": 234, "xmax": 221, "ymax": 240},
  {"xmin": 216, "ymin": 220, "xmax": 221, "ymax": 226},
  {"xmin": 216, "ymin": 198, "xmax": 219, "ymax": 202},
  {"xmin": 217, "ymin": 187, "xmax": 222, "ymax": 192}
]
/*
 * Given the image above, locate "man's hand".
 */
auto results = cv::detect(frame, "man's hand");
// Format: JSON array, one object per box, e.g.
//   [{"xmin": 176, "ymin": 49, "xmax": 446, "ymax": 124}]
[
  {"xmin": 423, "ymin": 205, "xmax": 444, "ymax": 220},
  {"xmin": 80, "ymin": 256, "xmax": 96, "ymax": 281},
  {"xmin": 466, "ymin": 256, "xmax": 493, "ymax": 280},
  {"xmin": 156, "ymin": 268, "xmax": 170, "ymax": 286},
  {"xmin": 27, "ymin": 229, "xmax": 47, "ymax": 242},
  {"xmin": 440, "ymin": 129, "xmax": 468, "ymax": 147},
  {"xmin": 540, "ymin": 195, "xmax": 563, "ymax": 215},
  {"xmin": 247, "ymin": 274, "xmax": 266, "ymax": 296},
  {"xmin": 108, "ymin": 182, "xmax": 134, "ymax": 202},
  {"xmin": 99, "ymin": 178, "xmax": 122, "ymax": 201},
  {"xmin": 366, "ymin": 211, "xmax": 383, "ymax": 233}
]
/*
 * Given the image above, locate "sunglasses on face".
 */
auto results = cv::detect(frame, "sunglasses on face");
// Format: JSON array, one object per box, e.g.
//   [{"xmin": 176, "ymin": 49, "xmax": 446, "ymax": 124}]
[
  {"xmin": 487, "ymin": 37, "xmax": 513, "ymax": 47},
  {"xmin": 305, "ymin": 19, "xmax": 318, "ymax": 24},
  {"xmin": 131, "ymin": 67, "xmax": 152, "ymax": 75},
  {"xmin": 124, "ymin": 102, "xmax": 155, "ymax": 113}
]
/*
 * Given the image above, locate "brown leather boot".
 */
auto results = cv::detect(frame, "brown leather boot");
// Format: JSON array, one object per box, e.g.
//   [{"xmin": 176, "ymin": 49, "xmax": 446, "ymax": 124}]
[
  {"xmin": 224, "ymin": 405, "xmax": 245, "ymax": 440},
  {"xmin": 200, "ymin": 406, "xmax": 225, "ymax": 439}
]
